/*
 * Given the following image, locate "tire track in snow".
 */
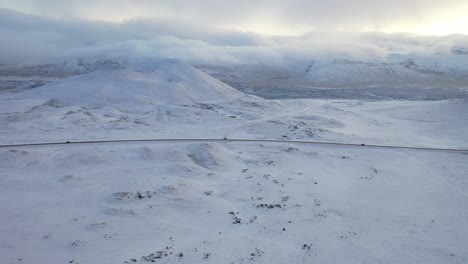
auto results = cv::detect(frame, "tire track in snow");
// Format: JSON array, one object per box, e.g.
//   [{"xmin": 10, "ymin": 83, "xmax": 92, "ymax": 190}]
[{"xmin": 407, "ymin": 154, "xmax": 468, "ymax": 198}]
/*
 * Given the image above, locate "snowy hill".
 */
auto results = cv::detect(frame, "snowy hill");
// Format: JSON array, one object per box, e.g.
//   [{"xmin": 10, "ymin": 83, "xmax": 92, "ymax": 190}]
[{"xmin": 18, "ymin": 59, "xmax": 246, "ymax": 108}]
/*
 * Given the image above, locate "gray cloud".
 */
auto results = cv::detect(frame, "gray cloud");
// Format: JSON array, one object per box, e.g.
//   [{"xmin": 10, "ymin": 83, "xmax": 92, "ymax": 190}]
[
  {"xmin": 0, "ymin": 8, "xmax": 467, "ymax": 65},
  {"xmin": 2, "ymin": 0, "xmax": 468, "ymax": 33}
]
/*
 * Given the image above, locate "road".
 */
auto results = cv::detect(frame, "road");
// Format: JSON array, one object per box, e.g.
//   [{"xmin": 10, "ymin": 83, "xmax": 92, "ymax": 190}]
[
  {"xmin": 1, "ymin": 138, "xmax": 467, "ymax": 153},
  {"xmin": 1, "ymin": 103, "xmax": 467, "ymax": 153}
]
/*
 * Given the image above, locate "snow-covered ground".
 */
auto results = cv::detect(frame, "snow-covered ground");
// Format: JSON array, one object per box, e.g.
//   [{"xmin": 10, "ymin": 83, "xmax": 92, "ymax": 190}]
[{"xmin": 0, "ymin": 59, "xmax": 467, "ymax": 264}]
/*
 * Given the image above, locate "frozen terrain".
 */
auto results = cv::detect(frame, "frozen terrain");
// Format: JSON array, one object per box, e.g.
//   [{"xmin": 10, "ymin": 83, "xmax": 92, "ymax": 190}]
[{"xmin": 0, "ymin": 59, "xmax": 467, "ymax": 264}]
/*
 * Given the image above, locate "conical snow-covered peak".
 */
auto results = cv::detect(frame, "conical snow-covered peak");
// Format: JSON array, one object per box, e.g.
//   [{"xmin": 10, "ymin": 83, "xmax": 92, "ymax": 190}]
[{"xmin": 20, "ymin": 59, "xmax": 247, "ymax": 109}]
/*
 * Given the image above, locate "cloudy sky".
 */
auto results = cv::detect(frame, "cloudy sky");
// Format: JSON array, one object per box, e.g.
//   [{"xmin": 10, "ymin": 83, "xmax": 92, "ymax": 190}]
[{"xmin": 1, "ymin": 0, "xmax": 467, "ymax": 64}]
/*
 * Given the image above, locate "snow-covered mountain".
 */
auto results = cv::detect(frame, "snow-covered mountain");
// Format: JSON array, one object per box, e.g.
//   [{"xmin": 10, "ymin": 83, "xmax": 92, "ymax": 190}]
[
  {"xmin": 304, "ymin": 56, "xmax": 468, "ymax": 86},
  {"xmin": 16, "ymin": 59, "xmax": 246, "ymax": 109},
  {"xmin": 198, "ymin": 53, "xmax": 468, "ymax": 88}
]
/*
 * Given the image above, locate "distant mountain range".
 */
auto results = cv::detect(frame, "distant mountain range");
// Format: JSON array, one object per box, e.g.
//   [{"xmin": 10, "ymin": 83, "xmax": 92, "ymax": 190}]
[
  {"xmin": 197, "ymin": 51, "xmax": 468, "ymax": 88},
  {"xmin": 1, "ymin": 49, "xmax": 467, "ymax": 94}
]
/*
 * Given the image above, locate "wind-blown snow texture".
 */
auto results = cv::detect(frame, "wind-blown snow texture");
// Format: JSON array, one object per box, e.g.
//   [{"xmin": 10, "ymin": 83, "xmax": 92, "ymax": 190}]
[{"xmin": 0, "ymin": 59, "xmax": 467, "ymax": 264}]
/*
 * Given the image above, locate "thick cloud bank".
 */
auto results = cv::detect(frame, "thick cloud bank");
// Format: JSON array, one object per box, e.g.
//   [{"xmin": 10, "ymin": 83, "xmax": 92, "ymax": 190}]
[
  {"xmin": 1, "ymin": 8, "xmax": 468, "ymax": 65},
  {"xmin": 3, "ymin": 0, "xmax": 468, "ymax": 34}
]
